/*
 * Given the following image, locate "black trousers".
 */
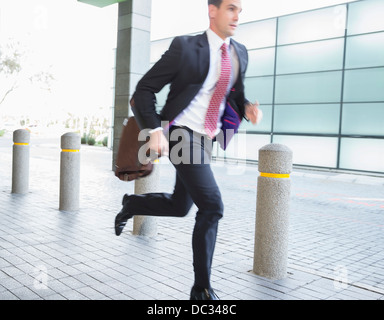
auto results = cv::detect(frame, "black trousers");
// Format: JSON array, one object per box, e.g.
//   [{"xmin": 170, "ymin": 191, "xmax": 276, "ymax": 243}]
[{"xmin": 126, "ymin": 126, "xmax": 223, "ymax": 288}]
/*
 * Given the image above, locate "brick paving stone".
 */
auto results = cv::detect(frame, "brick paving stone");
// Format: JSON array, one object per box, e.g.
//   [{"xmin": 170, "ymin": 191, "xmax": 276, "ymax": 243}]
[
  {"xmin": 75, "ymin": 286, "xmax": 109, "ymax": 300},
  {"xmin": 44, "ymin": 293, "xmax": 67, "ymax": 300},
  {"xmin": 0, "ymin": 290, "xmax": 19, "ymax": 300},
  {"xmin": 11, "ymin": 286, "xmax": 42, "ymax": 300},
  {"xmin": 1, "ymin": 137, "xmax": 384, "ymax": 300}
]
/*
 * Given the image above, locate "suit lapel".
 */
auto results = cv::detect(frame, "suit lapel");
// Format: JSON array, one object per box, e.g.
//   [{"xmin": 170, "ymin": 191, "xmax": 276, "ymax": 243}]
[
  {"xmin": 230, "ymin": 39, "xmax": 247, "ymax": 77},
  {"xmin": 196, "ymin": 33, "xmax": 210, "ymax": 82},
  {"xmin": 196, "ymin": 34, "xmax": 247, "ymax": 83}
]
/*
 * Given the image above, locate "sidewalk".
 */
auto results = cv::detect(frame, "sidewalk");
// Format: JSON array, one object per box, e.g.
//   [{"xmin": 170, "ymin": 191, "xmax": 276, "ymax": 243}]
[{"xmin": 1, "ymin": 134, "xmax": 384, "ymax": 300}]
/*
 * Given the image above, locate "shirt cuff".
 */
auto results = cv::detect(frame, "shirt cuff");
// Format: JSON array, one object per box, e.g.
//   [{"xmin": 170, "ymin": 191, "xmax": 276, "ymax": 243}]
[{"xmin": 149, "ymin": 127, "xmax": 164, "ymax": 134}]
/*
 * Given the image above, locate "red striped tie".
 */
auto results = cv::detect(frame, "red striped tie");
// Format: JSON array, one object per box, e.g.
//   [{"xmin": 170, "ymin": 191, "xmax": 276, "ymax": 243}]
[{"xmin": 205, "ymin": 43, "xmax": 231, "ymax": 139}]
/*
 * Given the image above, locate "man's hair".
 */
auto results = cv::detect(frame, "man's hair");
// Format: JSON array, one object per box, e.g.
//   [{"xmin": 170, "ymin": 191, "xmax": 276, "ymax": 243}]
[{"xmin": 208, "ymin": 0, "xmax": 222, "ymax": 8}]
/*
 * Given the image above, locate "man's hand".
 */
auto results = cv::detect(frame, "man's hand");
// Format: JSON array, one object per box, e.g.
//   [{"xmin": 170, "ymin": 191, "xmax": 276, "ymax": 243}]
[
  {"xmin": 245, "ymin": 101, "xmax": 263, "ymax": 125},
  {"xmin": 148, "ymin": 130, "xmax": 169, "ymax": 158}
]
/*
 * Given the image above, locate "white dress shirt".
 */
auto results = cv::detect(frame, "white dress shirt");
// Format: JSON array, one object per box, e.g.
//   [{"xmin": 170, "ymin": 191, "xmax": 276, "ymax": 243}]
[{"xmin": 173, "ymin": 28, "xmax": 239, "ymax": 137}]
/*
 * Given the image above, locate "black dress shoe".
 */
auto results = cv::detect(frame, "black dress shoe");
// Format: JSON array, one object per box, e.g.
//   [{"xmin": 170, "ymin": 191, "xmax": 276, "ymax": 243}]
[
  {"xmin": 114, "ymin": 194, "xmax": 133, "ymax": 236},
  {"xmin": 190, "ymin": 286, "xmax": 220, "ymax": 300}
]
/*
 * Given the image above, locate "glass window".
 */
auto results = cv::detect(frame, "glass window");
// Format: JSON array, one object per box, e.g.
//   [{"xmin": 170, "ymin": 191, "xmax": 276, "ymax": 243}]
[
  {"xmin": 273, "ymin": 135, "xmax": 338, "ymax": 168},
  {"xmin": 246, "ymin": 48, "xmax": 275, "ymax": 77},
  {"xmin": 234, "ymin": 19, "xmax": 277, "ymax": 49},
  {"xmin": 221, "ymin": 131, "xmax": 248, "ymax": 160},
  {"xmin": 340, "ymin": 138, "xmax": 384, "ymax": 172},
  {"xmin": 342, "ymin": 103, "xmax": 384, "ymax": 136},
  {"xmin": 278, "ymin": 6, "xmax": 346, "ymax": 45},
  {"xmin": 275, "ymin": 71, "xmax": 342, "ymax": 104},
  {"xmin": 274, "ymin": 104, "xmax": 340, "ymax": 134},
  {"xmin": 345, "ymin": 32, "xmax": 384, "ymax": 69},
  {"xmin": 347, "ymin": 0, "xmax": 384, "ymax": 35},
  {"xmin": 240, "ymin": 105, "xmax": 272, "ymax": 133},
  {"xmin": 155, "ymin": 84, "xmax": 170, "ymax": 108},
  {"xmin": 214, "ymin": 133, "xmax": 271, "ymax": 162},
  {"xmin": 276, "ymin": 39, "xmax": 344, "ymax": 74},
  {"xmin": 244, "ymin": 76, "xmax": 274, "ymax": 105},
  {"xmin": 343, "ymin": 68, "xmax": 384, "ymax": 102},
  {"xmin": 245, "ymin": 134, "xmax": 271, "ymax": 161}
]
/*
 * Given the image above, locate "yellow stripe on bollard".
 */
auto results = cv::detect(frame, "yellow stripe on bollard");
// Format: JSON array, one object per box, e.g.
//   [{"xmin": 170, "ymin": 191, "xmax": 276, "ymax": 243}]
[
  {"xmin": 14, "ymin": 143, "xmax": 29, "ymax": 146},
  {"xmin": 62, "ymin": 149, "xmax": 80, "ymax": 153},
  {"xmin": 260, "ymin": 172, "xmax": 290, "ymax": 179}
]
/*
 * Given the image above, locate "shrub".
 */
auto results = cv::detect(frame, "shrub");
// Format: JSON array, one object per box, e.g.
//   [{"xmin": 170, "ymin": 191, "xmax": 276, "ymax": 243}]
[
  {"xmin": 87, "ymin": 136, "xmax": 96, "ymax": 146},
  {"xmin": 102, "ymin": 136, "xmax": 108, "ymax": 147}
]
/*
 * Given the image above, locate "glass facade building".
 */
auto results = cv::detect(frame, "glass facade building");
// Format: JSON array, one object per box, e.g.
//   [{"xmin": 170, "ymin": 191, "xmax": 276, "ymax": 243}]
[{"xmin": 150, "ymin": 0, "xmax": 384, "ymax": 174}]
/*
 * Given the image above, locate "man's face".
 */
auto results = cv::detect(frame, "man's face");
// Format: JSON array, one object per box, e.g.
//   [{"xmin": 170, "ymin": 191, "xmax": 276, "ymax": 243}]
[{"xmin": 209, "ymin": 0, "xmax": 242, "ymax": 40}]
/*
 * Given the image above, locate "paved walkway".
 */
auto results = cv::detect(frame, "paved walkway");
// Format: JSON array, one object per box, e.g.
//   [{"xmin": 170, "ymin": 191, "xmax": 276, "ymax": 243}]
[{"xmin": 1, "ymin": 133, "xmax": 384, "ymax": 300}]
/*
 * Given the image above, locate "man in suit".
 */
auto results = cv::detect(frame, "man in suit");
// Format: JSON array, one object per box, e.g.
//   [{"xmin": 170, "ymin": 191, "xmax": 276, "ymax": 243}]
[{"xmin": 115, "ymin": 0, "xmax": 262, "ymax": 300}]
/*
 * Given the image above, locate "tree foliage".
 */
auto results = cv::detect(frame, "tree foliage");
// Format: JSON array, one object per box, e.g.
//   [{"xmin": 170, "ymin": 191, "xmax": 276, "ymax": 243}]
[
  {"xmin": 0, "ymin": 39, "xmax": 54, "ymax": 107},
  {"xmin": 0, "ymin": 40, "xmax": 22, "ymax": 106},
  {"xmin": 0, "ymin": 41, "xmax": 22, "ymax": 75}
]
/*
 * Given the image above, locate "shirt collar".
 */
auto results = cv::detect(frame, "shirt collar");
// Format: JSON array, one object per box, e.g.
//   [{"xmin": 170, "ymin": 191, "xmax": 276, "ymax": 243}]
[{"xmin": 207, "ymin": 28, "xmax": 231, "ymax": 51}]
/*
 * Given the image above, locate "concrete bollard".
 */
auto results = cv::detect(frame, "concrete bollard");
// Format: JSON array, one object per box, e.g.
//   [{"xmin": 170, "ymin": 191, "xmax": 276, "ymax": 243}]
[
  {"xmin": 59, "ymin": 133, "xmax": 81, "ymax": 212},
  {"xmin": 133, "ymin": 160, "xmax": 159, "ymax": 236},
  {"xmin": 12, "ymin": 129, "xmax": 31, "ymax": 194},
  {"xmin": 253, "ymin": 143, "xmax": 293, "ymax": 280}
]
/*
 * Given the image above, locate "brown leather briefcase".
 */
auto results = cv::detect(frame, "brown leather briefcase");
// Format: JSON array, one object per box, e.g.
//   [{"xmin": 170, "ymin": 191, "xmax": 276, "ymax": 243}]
[{"xmin": 114, "ymin": 117, "xmax": 153, "ymax": 181}]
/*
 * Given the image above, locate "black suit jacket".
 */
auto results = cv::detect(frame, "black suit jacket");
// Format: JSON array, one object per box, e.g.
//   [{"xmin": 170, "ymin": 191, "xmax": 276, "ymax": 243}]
[{"xmin": 132, "ymin": 32, "xmax": 249, "ymax": 131}]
